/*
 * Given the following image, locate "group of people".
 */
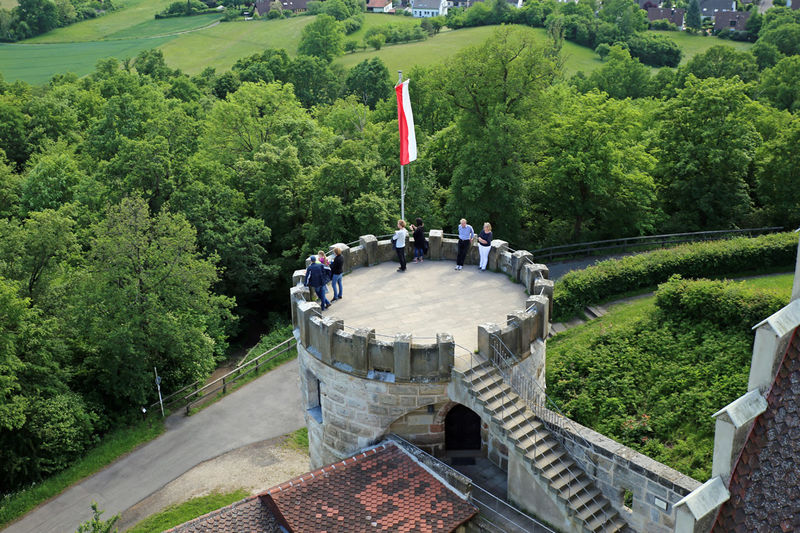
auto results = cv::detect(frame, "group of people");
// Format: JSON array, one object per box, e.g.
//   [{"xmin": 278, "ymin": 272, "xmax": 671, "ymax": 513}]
[
  {"xmin": 304, "ymin": 218, "xmax": 494, "ymax": 308},
  {"xmin": 303, "ymin": 247, "xmax": 344, "ymax": 310}
]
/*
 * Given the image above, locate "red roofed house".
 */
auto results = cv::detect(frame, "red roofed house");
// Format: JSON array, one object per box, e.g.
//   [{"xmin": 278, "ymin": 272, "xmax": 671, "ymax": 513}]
[
  {"xmin": 366, "ymin": 0, "xmax": 393, "ymax": 12},
  {"xmin": 673, "ymin": 237, "xmax": 800, "ymax": 533},
  {"xmin": 713, "ymin": 9, "xmax": 750, "ymax": 32},
  {"xmin": 167, "ymin": 441, "xmax": 478, "ymax": 533},
  {"xmin": 647, "ymin": 7, "xmax": 685, "ymax": 27}
]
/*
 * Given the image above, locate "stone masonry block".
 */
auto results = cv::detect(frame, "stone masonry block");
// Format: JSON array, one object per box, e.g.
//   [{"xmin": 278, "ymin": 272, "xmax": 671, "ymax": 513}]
[
  {"xmin": 525, "ymin": 295, "xmax": 549, "ymax": 339},
  {"xmin": 351, "ymin": 327, "xmax": 374, "ymax": 374},
  {"xmin": 488, "ymin": 239, "xmax": 508, "ymax": 271},
  {"xmin": 320, "ymin": 317, "xmax": 343, "ymax": 365},
  {"xmin": 478, "ymin": 323, "xmax": 502, "ymax": 360},
  {"xmin": 510, "ymin": 250, "xmax": 534, "ymax": 281},
  {"xmin": 437, "ymin": 332, "xmax": 454, "ymax": 378},
  {"xmin": 359, "ymin": 234, "xmax": 378, "ymax": 266},
  {"xmin": 292, "ymin": 269, "xmax": 306, "ymax": 286},
  {"xmin": 506, "ymin": 311, "xmax": 535, "ymax": 349},
  {"xmin": 329, "ymin": 243, "xmax": 351, "ymax": 273},
  {"xmin": 529, "ymin": 262, "xmax": 549, "ymax": 280},
  {"xmin": 442, "ymin": 239, "xmax": 458, "ymax": 261},
  {"xmin": 533, "ymin": 278, "xmax": 554, "ymax": 317},
  {"xmin": 296, "ymin": 300, "xmax": 321, "ymax": 349},
  {"xmin": 290, "ymin": 286, "xmax": 310, "ymax": 329},
  {"xmin": 428, "ymin": 229, "xmax": 443, "ymax": 260},
  {"xmin": 377, "ymin": 240, "xmax": 395, "ymax": 263},
  {"xmin": 394, "ymin": 333, "xmax": 412, "ymax": 380}
]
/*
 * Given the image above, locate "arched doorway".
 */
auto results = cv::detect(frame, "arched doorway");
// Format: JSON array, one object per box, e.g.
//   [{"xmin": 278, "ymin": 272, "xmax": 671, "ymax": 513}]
[{"xmin": 445, "ymin": 404, "xmax": 482, "ymax": 451}]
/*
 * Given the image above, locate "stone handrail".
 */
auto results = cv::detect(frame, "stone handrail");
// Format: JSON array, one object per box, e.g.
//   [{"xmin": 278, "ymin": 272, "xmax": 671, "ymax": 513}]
[{"xmin": 289, "ymin": 233, "xmax": 552, "ymax": 383}]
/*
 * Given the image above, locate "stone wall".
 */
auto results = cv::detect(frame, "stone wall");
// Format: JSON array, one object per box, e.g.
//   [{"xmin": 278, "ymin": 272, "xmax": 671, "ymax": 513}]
[{"xmin": 538, "ymin": 409, "xmax": 701, "ymax": 533}]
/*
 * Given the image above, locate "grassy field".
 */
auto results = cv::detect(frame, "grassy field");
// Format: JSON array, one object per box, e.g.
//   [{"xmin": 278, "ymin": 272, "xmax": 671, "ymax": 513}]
[
  {"xmin": 651, "ymin": 30, "xmax": 752, "ymax": 64},
  {"xmin": 0, "ymin": 0, "xmax": 16, "ymax": 9},
  {"xmin": 0, "ymin": 10, "xmax": 755, "ymax": 85}
]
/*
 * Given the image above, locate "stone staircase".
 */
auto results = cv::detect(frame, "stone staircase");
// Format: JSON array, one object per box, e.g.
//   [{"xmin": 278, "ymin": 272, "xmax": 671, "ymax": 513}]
[{"xmin": 459, "ymin": 362, "xmax": 630, "ymax": 533}]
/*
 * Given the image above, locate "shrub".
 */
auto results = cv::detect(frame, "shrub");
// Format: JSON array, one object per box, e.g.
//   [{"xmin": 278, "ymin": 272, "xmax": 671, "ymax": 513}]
[
  {"xmin": 552, "ymin": 232, "xmax": 797, "ymax": 320},
  {"xmin": 650, "ymin": 19, "xmax": 678, "ymax": 31},
  {"xmin": 625, "ymin": 32, "xmax": 682, "ymax": 67}
]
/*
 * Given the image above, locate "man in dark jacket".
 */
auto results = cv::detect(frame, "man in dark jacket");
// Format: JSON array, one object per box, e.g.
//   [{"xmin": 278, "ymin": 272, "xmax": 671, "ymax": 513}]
[{"xmin": 304, "ymin": 256, "xmax": 330, "ymax": 310}]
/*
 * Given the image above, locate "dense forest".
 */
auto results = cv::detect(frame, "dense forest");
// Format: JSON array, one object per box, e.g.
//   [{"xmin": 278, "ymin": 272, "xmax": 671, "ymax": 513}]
[{"xmin": 2, "ymin": 0, "xmax": 800, "ymax": 493}]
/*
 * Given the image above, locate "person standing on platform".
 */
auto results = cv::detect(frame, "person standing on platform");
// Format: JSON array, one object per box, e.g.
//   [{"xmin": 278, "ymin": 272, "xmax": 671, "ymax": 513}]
[
  {"xmin": 331, "ymin": 247, "xmax": 344, "ymax": 301},
  {"xmin": 411, "ymin": 218, "xmax": 426, "ymax": 263},
  {"xmin": 304, "ymin": 255, "xmax": 330, "ymax": 310},
  {"xmin": 393, "ymin": 219, "xmax": 409, "ymax": 272},
  {"xmin": 478, "ymin": 222, "xmax": 493, "ymax": 271},
  {"xmin": 455, "ymin": 218, "xmax": 474, "ymax": 271}
]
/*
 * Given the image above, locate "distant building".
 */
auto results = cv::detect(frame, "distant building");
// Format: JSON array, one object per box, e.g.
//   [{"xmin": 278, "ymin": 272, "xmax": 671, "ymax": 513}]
[
  {"xmin": 255, "ymin": 0, "xmax": 307, "ymax": 14},
  {"xmin": 638, "ymin": 0, "xmax": 660, "ymax": 10},
  {"xmin": 412, "ymin": 0, "xmax": 447, "ymax": 17},
  {"xmin": 699, "ymin": 0, "xmax": 735, "ymax": 18},
  {"xmin": 648, "ymin": 6, "xmax": 685, "ymax": 26},
  {"xmin": 366, "ymin": 0, "xmax": 393, "ymax": 12},
  {"xmin": 713, "ymin": 10, "xmax": 750, "ymax": 31}
]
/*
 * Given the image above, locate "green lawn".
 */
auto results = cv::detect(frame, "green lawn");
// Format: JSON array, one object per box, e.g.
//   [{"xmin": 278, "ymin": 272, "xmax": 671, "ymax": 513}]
[
  {"xmin": 0, "ymin": 36, "xmax": 175, "ymax": 85},
  {"xmin": 1, "ymin": 12, "xmax": 757, "ymax": 85},
  {"xmin": 0, "ymin": 0, "xmax": 16, "ymax": 9},
  {"xmin": 650, "ymin": 30, "xmax": 753, "ymax": 64},
  {"xmin": 26, "ymin": 0, "xmax": 175, "ymax": 42}
]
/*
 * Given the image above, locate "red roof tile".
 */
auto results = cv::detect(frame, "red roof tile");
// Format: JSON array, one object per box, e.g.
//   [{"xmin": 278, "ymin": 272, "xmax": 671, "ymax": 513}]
[
  {"xmin": 263, "ymin": 442, "xmax": 477, "ymax": 532},
  {"xmin": 713, "ymin": 327, "xmax": 800, "ymax": 532}
]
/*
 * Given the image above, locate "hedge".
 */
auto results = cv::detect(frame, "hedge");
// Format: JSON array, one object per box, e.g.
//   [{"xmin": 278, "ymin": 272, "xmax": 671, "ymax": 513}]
[{"xmin": 552, "ymin": 232, "xmax": 797, "ymax": 320}]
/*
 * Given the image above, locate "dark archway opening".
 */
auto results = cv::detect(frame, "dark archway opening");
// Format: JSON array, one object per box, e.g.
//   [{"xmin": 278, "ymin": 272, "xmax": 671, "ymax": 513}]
[{"xmin": 445, "ymin": 404, "xmax": 482, "ymax": 451}]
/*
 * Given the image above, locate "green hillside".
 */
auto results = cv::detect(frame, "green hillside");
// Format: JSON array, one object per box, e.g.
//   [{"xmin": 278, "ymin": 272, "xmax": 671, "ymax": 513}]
[{"xmin": 0, "ymin": 11, "xmax": 752, "ymax": 85}]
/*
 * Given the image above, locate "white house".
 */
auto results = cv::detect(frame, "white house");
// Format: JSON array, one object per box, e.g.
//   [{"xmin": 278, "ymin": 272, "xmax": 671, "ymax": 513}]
[
  {"xmin": 412, "ymin": 0, "xmax": 447, "ymax": 17},
  {"xmin": 366, "ymin": 0, "xmax": 393, "ymax": 12}
]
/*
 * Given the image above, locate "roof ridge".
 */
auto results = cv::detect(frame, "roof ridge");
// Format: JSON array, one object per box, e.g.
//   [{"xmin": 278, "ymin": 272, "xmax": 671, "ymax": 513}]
[{"xmin": 163, "ymin": 494, "xmax": 263, "ymax": 532}]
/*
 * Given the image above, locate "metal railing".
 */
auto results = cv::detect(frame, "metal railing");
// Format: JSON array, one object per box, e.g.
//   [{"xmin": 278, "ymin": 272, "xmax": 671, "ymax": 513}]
[
  {"xmin": 527, "ymin": 227, "xmax": 783, "ymax": 262},
  {"xmin": 453, "ymin": 336, "xmax": 617, "ymax": 529},
  {"xmin": 388, "ymin": 434, "xmax": 556, "ymax": 533},
  {"xmin": 150, "ymin": 337, "xmax": 295, "ymax": 415}
]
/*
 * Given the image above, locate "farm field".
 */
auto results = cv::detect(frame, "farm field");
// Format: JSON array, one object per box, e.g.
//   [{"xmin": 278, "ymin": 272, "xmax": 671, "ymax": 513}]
[
  {"xmin": 0, "ymin": 11, "xmax": 754, "ymax": 85},
  {"xmin": 0, "ymin": 0, "xmax": 16, "ymax": 9}
]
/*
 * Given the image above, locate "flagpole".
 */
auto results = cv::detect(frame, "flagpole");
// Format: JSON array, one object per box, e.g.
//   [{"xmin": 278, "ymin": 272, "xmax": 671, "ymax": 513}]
[{"xmin": 398, "ymin": 70, "xmax": 405, "ymax": 222}]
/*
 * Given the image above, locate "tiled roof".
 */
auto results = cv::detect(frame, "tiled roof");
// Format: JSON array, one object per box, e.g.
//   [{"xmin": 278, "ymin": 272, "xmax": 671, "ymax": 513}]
[
  {"xmin": 263, "ymin": 442, "xmax": 478, "ymax": 532},
  {"xmin": 165, "ymin": 494, "xmax": 281, "ymax": 533},
  {"xmin": 366, "ymin": 0, "xmax": 391, "ymax": 7},
  {"xmin": 713, "ymin": 327, "xmax": 800, "ymax": 532}
]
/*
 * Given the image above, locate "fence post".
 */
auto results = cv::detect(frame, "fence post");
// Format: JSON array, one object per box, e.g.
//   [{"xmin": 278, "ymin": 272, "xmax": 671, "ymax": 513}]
[{"xmin": 222, "ymin": 377, "xmax": 227, "ymax": 395}]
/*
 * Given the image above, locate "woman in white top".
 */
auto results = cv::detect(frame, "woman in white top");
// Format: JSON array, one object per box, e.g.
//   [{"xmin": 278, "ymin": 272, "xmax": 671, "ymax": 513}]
[{"xmin": 393, "ymin": 219, "xmax": 409, "ymax": 272}]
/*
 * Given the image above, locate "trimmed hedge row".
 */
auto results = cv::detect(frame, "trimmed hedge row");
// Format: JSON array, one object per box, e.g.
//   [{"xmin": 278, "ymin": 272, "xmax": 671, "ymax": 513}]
[{"xmin": 552, "ymin": 232, "xmax": 797, "ymax": 320}]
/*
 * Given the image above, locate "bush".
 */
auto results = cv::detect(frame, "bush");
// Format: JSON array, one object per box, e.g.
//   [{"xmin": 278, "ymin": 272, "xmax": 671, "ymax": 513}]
[
  {"xmin": 625, "ymin": 32, "xmax": 682, "ymax": 67},
  {"xmin": 552, "ymin": 232, "xmax": 797, "ymax": 320},
  {"xmin": 650, "ymin": 19, "xmax": 678, "ymax": 31}
]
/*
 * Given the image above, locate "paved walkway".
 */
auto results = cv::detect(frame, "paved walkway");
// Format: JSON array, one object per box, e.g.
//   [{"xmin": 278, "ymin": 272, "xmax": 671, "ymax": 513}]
[
  {"xmin": 324, "ymin": 261, "xmax": 529, "ymax": 351},
  {"xmin": 3, "ymin": 361, "xmax": 304, "ymax": 533}
]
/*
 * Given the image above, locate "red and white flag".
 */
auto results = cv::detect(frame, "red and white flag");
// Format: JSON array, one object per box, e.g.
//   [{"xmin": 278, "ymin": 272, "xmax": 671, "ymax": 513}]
[{"xmin": 395, "ymin": 79, "xmax": 417, "ymax": 166}]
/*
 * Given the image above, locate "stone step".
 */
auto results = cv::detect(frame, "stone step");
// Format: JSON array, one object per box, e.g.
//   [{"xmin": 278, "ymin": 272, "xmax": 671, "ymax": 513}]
[
  {"xmin": 463, "ymin": 362, "xmax": 493, "ymax": 380},
  {"xmin": 584, "ymin": 305, "xmax": 607, "ymax": 320},
  {"xmin": 531, "ymin": 447, "xmax": 566, "ymax": 471},
  {"xmin": 476, "ymin": 381, "xmax": 511, "ymax": 403},
  {"xmin": 555, "ymin": 474, "xmax": 591, "ymax": 501},
  {"xmin": 541, "ymin": 458, "xmax": 572, "ymax": 481},
  {"xmin": 572, "ymin": 488, "xmax": 602, "ymax": 516},
  {"xmin": 501, "ymin": 411, "xmax": 530, "ymax": 430},
  {"xmin": 548, "ymin": 322, "xmax": 568, "ymax": 338},
  {"xmin": 583, "ymin": 502, "xmax": 625, "ymax": 533},
  {"xmin": 485, "ymin": 394, "xmax": 523, "ymax": 415}
]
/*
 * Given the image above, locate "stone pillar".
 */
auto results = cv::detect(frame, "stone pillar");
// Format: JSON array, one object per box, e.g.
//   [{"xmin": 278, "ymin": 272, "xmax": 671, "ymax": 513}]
[
  {"xmin": 428, "ymin": 229, "xmax": 443, "ymax": 260},
  {"xmin": 533, "ymin": 278, "xmax": 554, "ymax": 317},
  {"xmin": 437, "ymin": 333, "xmax": 454, "ymax": 378},
  {"xmin": 329, "ymin": 243, "xmax": 351, "ymax": 273},
  {"xmin": 520, "ymin": 264, "xmax": 544, "ymax": 294},
  {"xmin": 526, "ymin": 295, "xmax": 549, "ymax": 340},
  {"xmin": 292, "ymin": 269, "xmax": 306, "ymax": 286},
  {"xmin": 674, "ymin": 477, "xmax": 730, "ymax": 533},
  {"xmin": 510, "ymin": 250, "xmax": 534, "ymax": 282},
  {"xmin": 394, "ymin": 333, "xmax": 412, "ymax": 380},
  {"xmin": 711, "ymin": 390, "xmax": 767, "ymax": 481},
  {"xmin": 488, "ymin": 239, "xmax": 508, "ymax": 271},
  {"xmin": 319, "ymin": 317, "xmax": 343, "ymax": 365},
  {"xmin": 360, "ymin": 234, "xmax": 378, "ymax": 266},
  {"xmin": 748, "ymin": 324, "xmax": 782, "ymax": 393},
  {"xmin": 467, "ymin": 240, "xmax": 479, "ymax": 265},
  {"xmin": 507, "ymin": 311, "xmax": 534, "ymax": 352},
  {"xmin": 352, "ymin": 327, "xmax": 374, "ymax": 374},
  {"xmin": 290, "ymin": 286, "xmax": 310, "ymax": 328},
  {"xmin": 296, "ymin": 300, "xmax": 321, "ymax": 349},
  {"xmin": 478, "ymin": 323, "xmax": 501, "ymax": 360}
]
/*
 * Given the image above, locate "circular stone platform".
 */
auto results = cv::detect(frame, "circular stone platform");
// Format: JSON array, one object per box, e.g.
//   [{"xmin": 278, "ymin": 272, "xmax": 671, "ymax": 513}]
[{"xmin": 321, "ymin": 260, "xmax": 528, "ymax": 350}]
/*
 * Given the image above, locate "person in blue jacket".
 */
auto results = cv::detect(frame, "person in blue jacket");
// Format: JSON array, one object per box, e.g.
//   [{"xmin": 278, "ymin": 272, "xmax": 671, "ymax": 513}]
[{"xmin": 304, "ymin": 255, "xmax": 330, "ymax": 310}]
